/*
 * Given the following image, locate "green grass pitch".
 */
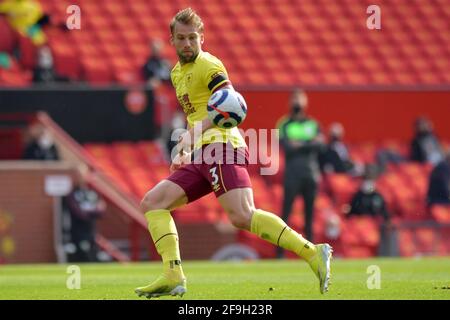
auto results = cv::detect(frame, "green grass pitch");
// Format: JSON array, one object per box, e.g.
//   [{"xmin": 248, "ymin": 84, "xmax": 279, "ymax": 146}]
[{"xmin": 0, "ymin": 257, "xmax": 449, "ymax": 300}]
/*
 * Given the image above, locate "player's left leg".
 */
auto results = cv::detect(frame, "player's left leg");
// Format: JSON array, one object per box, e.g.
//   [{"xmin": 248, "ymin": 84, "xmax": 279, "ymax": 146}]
[
  {"xmin": 218, "ymin": 188, "xmax": 332, "ymax": 294},
  {"xmin": 203, "ymin": 143, "xmax": 332, "ymax": 293}
]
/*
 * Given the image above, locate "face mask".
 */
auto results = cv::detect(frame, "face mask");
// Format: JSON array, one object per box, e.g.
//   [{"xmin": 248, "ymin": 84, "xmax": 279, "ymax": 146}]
[
  {"xmin": 325, "ymin": 216, "xmax": 340, "ymax": 240},
  {"xmin": 39, "ymin": 53, "xmax": 53, "ymax": 69},
  {"xmin": 292, "ymin": 103, "xmax": 304, "ymax": 115},
  {"xmin": 326, "ymin": 225, "xmax": 340, "ymax": 240},
  {"xmin": 361, "ymin": 180, "xmax": 375, "ymax": 194},
  {"xmin": 38, "ymin": 134, "xmax": 53, "ymax": 149},
  {"xmin": 330, "ymin": 134, "xmax": 340, "ymax": 141}
]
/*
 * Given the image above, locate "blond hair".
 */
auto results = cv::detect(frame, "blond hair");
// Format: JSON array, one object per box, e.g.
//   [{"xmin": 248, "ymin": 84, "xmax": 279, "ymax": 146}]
[{"xmin": 170, "ymin": 8, "xmax": 204, "ymax": 34}]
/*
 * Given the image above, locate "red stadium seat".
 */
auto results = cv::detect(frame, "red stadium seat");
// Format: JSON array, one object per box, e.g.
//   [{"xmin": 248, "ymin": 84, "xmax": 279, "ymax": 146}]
[
  {"xmin": 342, "ymin": 245, "xmax": 376, "ymax": 259},
  {"xmin": 81, "ymin": 57, "xmax": 114, "ymax": 84},
  {"xmin": 398, "ymin": 229, "xmax": 416, "ymax": 257},
  {"xmin": 431, "ymin": 205, "xmax": 450, "ymax": 224},
  {"xmin": 325, "ymin": 173, "xmax": 359, "ymax": 209},
  {"xmin": 0, "ymin": 17, "xmax": 17, "ymax": 53},
  {"xmin": 51, "ymin": 41, "xmax": 81, "ymax": 80},
  {"xmin": 341, "ymin": 216, "xmax": 380, "ymax": 248},
  {"xmin": 415, "ymin": 227, "xmax": 436, "ymax": 255}
]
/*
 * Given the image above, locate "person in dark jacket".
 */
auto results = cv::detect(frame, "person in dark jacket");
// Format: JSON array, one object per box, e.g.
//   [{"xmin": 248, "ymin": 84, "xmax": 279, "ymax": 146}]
[
  {"xmin": 64, "ymin": 169, "xmax": 106, "ymax": 262},
  {"xmin": 410, "ymin": 117, "xmax": 443, "ymax": 165},
  {"xmin": 22, "ymin": 124, "xmax": 59, "ymax": 160},
  {"xmin": 320, "ymin": 122, "xmax": 355, "ymax": 174},
  {"xmin": 347, "ymin": 164, "xmax": 390, "ymax": 222},
  {"xmin": 276, "ymin": 89, "xmax": 325, "ymax": 258},
  {"xmin": 427, "ymin": 150, "xmax": 450, "ymax": 206},
  {"xmin": 142, "ymin": 39, "xmax": 171, "ymax": 88}
]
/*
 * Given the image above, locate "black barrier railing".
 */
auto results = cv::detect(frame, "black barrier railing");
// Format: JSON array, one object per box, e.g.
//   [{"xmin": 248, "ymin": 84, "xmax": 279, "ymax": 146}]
[{"xmin": 0, "ymin": 86, "xmax": 156, "ymax": 143}]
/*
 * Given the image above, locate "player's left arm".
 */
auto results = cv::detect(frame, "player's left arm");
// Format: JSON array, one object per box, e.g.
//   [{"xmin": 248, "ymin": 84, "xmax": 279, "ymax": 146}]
[{"xmin": 209, "ymin": 73, "xmax": 233, "ymax": 93}]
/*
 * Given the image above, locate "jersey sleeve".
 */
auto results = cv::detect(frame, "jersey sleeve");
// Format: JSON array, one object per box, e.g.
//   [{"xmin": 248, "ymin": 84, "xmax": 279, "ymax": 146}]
[{"xmin": 204, "ymin": 59, "xmax": 231, "ymax": 93}]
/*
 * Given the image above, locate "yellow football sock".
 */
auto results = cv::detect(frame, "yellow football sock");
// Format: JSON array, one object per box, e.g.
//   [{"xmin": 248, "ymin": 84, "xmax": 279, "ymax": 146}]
[
  {"xmin": 251, "ymin": 209, "xmax": 317, "ymax": 261},
  {"xmin": 145, "ymin": 209, "xmax": 182, "ymax": 269}
]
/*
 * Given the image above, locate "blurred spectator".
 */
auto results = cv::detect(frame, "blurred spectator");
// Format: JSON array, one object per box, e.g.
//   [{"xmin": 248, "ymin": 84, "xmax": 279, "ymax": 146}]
[
  {"xmin": 322, "ymin": 211, "xmax": 343, "ymax": 255},
  {"xmin": 32, "ymin": 45, "xmax": 60, "ymax": 83},
  {"xmin": 376, "ymin": 145, "xmax": 405, "ymax": 173},
  {"xmin": 324, "ymin": 214, "xmax": 341, "ymax": 241},
  {"xmin": 22, "ymin": 124, "xmax": 59, "ymax": 160},
  {"xmin": 165, "ymin": 110, "xmax": 187, "ymax": 161},
  {"xmin": 319, "ymin": 122, "xmax": 357, "ymax": 174},
  {"xmin": 276, "ymin": 88, "xmax": 325, "ymax": 257},
  {"xmin": 0, "ymin": 0, "xmax": 48, "ymax": 46},
  {"xmin": 142, "ymin": 39, "xmax": 171, "ymax": 88},
  {"xmin": 427, "ymin": 150, "xmax": 450, "ymax": 207},
  {"xmin": 346, "ymin": 164, "xmax": 390, "ymax": 222},
  {"xmin": 142, "ymin": 39, "xmax": 177, "ymax": 137},
  {"xmin": 410, "ymin": 117, "xmax": 443, "ymax": 165},
  {"xmin": 63, "ymin": 169, "xmax": 106, "ymax": 262}
]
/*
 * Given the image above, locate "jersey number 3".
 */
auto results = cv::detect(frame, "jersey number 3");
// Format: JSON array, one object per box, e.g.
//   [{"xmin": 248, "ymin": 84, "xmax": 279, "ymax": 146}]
[{"xmin": 209, "ymin": 167, "xmax": 219, "ymax": 185}]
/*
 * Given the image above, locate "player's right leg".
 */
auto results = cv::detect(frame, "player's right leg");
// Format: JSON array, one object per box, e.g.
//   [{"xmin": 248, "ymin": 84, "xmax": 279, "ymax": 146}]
[
  {"xmin": 135, "ymin": 179, "xmax": 188, "ymax": 298},
  {"xmin": 135, "ymin": 162, "xmax": 212, "ymax": 299}
]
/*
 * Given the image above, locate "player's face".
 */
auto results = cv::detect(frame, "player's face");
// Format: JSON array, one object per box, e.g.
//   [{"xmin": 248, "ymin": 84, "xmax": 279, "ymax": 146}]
[{"xmin": 171, "ymin": 22, "xmax": 204, "ymax": 64}]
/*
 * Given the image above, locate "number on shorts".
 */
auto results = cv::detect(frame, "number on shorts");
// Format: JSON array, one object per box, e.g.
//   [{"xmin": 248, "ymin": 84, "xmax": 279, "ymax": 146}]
[{"xmin": 209, "ymin": 167, "xmax": 219, "ymax": 185}]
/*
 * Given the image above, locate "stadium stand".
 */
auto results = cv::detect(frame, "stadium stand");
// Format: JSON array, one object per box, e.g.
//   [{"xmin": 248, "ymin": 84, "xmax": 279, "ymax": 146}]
[
  {"xmin": 1, "ymin": 0, "xmax": 449, "ymax": 86},
  {"xmin": 0, "ymin": 0, "xmax": 449, "ymax": 262},
  {"xmin": 82, "ymin": 139, "xmax": 450, "ymax": 259}
]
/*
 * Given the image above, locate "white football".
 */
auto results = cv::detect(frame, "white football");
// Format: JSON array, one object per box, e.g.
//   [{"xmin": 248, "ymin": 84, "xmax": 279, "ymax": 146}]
[{"xmin": 207, "ymin": 89, "xmax": 247, "ymax": 129}]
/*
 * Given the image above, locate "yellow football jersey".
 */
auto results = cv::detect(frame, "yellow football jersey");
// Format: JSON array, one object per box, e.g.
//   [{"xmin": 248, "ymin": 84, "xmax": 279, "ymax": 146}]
[{"xmin": 171, "ymin": 51, "xmax": 247, "ymax": 150}]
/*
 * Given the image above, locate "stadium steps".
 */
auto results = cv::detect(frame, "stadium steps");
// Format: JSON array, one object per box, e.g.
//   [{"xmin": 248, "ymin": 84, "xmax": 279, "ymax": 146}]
[
  {"xmin": 96, "ymin": 237, "xmax": 153, "ymax": 262},
  {"xmin": 95, "ymin": 234, "xmax": 131, "ymax": 262},
  {"xmin": 36, "ymin": 112, "xmax": 149, "ymax": 262}
]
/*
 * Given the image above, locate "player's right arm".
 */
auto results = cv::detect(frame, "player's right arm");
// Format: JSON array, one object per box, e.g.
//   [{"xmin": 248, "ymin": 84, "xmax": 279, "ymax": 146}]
[
  {"xmin": 176, "ymin": 117, "xmax": 213, "ymax": 153},
  {"xmin": 169, "ymin": 150, "xmax": 191, "ymax": 173},
  {"xmin": 170, "ymin": 116, "xmax": 214, "ymax": 172}
]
